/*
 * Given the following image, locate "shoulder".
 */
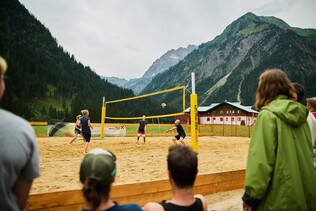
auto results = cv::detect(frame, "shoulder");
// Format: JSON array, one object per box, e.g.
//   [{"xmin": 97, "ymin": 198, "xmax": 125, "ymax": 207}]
[
  {"xmin": 257, "ymin": 108, "xmax": 277, "ymax": 122},
  {"xmin": 142, "ymin": 202, "xmax": 164, "ymax": 211},
  {"xmin": 116, "ymin": 203, "xmax": 142, "ymax": 210},
  {"xmin": 195, "ymin": 194, "xmax": 207, "ymax": 210},
  {"xmin": 0, "ymin": 108, "xmax": 31, "ymax": 126},
  {"xmin": 0, "ymin": 108, "xmax": 35, "ymax": 136}
]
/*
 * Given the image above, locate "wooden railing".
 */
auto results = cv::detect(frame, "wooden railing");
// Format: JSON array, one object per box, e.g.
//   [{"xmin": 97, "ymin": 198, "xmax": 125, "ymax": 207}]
[{"xmin": 27, "ymin": 169, "xmax": 245, "ymax": 211}]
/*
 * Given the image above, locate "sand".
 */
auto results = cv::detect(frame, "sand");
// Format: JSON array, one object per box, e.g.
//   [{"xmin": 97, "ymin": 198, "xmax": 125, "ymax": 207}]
[{"xmin": 32, "ymin": 136, "xmax": 250, "ymax": 210}]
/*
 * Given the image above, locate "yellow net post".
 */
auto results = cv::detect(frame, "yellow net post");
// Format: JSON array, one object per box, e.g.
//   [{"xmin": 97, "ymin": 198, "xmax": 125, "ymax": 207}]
[
  {"xmin": 190, "ymin": 72, "xmax": 199, "ymax": 153},
  {"xmin": 100, "ymin": 97, "xmax": 106, "ymax": 138}
]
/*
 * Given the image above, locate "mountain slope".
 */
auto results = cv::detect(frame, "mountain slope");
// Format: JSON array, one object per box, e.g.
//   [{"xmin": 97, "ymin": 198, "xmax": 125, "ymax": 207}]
[
  {"xmin": 142, "ymin": 12, "xmax": 316, "ymax": 107},
  {"xmin": 103, "ymin": 45, "xmax": 197, "ymax": 94}
]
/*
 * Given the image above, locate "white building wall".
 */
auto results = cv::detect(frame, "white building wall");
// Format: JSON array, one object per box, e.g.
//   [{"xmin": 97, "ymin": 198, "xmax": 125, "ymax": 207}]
[{"xmin": 199, "ymin": 115, "xmax": 255, "ymax": 126}]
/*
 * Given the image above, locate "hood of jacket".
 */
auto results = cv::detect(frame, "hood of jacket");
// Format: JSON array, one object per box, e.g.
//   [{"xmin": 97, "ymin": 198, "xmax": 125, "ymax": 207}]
[{"xmin": 261, "ymin": 95, "xmax": 309, "ymax": 127}]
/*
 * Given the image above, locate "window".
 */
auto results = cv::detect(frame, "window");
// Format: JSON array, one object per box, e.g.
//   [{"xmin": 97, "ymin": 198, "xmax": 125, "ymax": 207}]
[
  {"xmin": 207, "ymin": 117, "xmax": 210, "ymax": 121},
  {"xmin": 213, "ymin": 117, "xmax": 216, "ymax": 120},
  {"xmin": 220, "ymin": 110, "xmax": 223, "ymax": 114},
  {"xmin": 226, "ymin": 117, "xmax": 228, "ymax": 121},
  {"xmin": 238, "ymin": 117, "xmax": 241, "ymax": 121},
  {"xmin": 220, "ymin": 117, "xmax": 223, "ymax": 121}
]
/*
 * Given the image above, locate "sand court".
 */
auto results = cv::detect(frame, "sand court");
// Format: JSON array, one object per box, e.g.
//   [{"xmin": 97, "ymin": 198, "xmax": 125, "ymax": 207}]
[{"xmin": 31, "ymin": 136, "xmax": 250, "ymax": 210}]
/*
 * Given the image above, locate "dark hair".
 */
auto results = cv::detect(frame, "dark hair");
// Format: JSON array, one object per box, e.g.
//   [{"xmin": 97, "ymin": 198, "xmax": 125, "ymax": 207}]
[
  {"xmin": 167, "ymin": 145, "xmax": 198, "ymax": 188},
  {"xmin": 255, "ymin": 69, "xmax": 296, "ymax": 109},
  {"xmin": 292, "ymin": 83, "xmax": 305, "ymax": 103},
  {"xmin": 82, "ymin": 178, "xmax": 112, "ymax": 210}
]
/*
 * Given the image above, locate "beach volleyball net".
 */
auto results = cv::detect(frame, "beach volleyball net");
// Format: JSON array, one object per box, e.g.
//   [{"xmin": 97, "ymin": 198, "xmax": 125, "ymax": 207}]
[{"xmin": 103, "ymin": 86, "xmax": 186, "ymax": 121}]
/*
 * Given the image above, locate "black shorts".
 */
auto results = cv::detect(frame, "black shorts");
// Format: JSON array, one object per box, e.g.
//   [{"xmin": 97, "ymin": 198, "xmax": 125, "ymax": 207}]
[
  {"xmin": 175, "ymin": 134, "xmax": 186, "ymax": 140},
  {"xmin": 82, "ymin": 132, "xmax": 91, "ymax": 142},
  {"xmin": 74, "ymin": 128, "xmax": 81, "ymax": 134}
]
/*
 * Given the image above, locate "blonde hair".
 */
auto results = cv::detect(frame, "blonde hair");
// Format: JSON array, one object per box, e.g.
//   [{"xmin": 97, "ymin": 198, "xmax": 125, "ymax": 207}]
[
  {"xmin": 255, "ymin": 69, "xmax": 296, "ymax": 109},
  {"xmin": 81, "ymin": 109, "xmax": 89, "ymax": 116},
  {"xmin": 0, "ymin": 56, "xmax": 7, "ymax": 75}
]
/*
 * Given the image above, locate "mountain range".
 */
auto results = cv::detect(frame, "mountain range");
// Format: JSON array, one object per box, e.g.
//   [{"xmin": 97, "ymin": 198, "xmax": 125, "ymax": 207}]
[
  {"xmin": 1, "ymin": 0, "xmax": 316, "ymax": 121},
  {"xmin": 102, "ymin": 44, "xmax": 197, "ymax": 94},
  {"xmin": 142, "ymin": 12, "xmax": 316, "ymax": 106}
]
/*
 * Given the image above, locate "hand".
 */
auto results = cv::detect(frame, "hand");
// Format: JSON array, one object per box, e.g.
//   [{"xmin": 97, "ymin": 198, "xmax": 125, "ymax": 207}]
[{"xmin": 243, "ymin": 202, "xmax": 252, "ymax": 211}]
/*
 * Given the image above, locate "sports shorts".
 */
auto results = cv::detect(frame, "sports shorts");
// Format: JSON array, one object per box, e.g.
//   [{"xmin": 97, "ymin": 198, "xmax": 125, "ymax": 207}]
[
  {"xmin": 74, "ymin": 128, "xmax": 81, "ymax": 134},
  {"xmin": 138, "ymin": 131, "xmax": 145, "ymax": 136},
  {"xmin": 82, "ymin": 132, "xmax": 91, "ymax": 142},
  {"xmin": 175, "ymin": 134, "xmax": 186, "ymax": 140}
]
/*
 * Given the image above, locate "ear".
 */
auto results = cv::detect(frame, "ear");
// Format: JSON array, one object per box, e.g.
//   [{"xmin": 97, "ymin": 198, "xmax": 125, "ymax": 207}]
[{"xmin": 168, "ymin": 170, "xmax": 173, "ymax": 180}]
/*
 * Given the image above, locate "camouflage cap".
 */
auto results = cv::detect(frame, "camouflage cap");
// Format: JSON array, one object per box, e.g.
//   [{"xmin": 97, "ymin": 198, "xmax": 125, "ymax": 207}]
[{"xmin": 80, "ymin": 148, "xmax": 116, "ymax": 185}]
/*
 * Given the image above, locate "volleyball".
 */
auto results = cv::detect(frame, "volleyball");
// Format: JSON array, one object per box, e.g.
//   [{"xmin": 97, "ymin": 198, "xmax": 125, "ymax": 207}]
[{"xmin": 161, "ymin": 103, "xmax": 166, "ymax": 108}]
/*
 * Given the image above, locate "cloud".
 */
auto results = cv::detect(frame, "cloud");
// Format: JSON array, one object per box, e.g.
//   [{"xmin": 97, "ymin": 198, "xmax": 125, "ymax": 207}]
[{"xmin": 19, "ymin": 0, "xmax": 316, "ymax": 79}]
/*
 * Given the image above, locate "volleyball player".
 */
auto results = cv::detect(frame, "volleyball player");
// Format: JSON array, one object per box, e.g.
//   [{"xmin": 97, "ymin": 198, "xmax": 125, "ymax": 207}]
[
  {"xmin": 137, "ymin": 115, "xmax": 148, "ymax": 143},
  {"xmin": 165, "ymin": 119, "xmax": 186, "ymax": 145}
]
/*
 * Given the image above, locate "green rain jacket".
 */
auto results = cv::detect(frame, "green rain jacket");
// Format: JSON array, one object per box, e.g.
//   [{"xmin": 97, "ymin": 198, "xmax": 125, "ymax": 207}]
[{"xmin": 243, "ymin": 95, "xmax": 316, "ymax": 210}]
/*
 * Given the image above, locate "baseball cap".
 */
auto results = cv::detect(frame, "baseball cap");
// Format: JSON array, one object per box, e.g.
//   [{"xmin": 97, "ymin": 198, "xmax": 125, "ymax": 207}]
[{"xmin": 80, "ymin": 148, "xmax": 116, "ymax": 185}]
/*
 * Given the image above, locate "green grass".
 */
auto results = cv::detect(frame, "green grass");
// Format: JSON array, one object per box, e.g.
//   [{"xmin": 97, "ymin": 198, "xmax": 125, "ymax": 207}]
[
  {"xmin": 32, "ymin": 124, "xmax": 253, "ymax": 138},
  {"xmin": 237, "ymin": 23, "xmax": 270, "ymax": 36},
  {"xmin": 125, "ymin": 125, "xmax": 171, "ymax": 134},
  {"xmin": 33, "ymin": 125, "xmax": 47, "ymax": 134},
  {"xmin": 292, "ymin": 28, "xmax": 316, "ymax": 38}
]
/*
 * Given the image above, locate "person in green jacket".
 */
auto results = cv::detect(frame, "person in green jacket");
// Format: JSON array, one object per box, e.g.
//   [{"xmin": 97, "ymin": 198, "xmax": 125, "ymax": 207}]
[{"xmin": 242, "ymin": 69, "xmax": 316, "ymax": 210}]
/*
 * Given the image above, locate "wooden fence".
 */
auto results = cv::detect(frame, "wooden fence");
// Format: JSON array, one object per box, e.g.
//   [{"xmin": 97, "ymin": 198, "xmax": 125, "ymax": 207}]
[{"xmin": 27, "ymin": 169, "xmax": 245, "ymax": 211}]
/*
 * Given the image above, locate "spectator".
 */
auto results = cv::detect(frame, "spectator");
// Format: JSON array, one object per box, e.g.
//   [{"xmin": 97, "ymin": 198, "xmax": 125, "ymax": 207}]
[
  {"xmin": 292, "ymin": 83, "xmax": 316, "ymax": 146},
  {"xmin": 0, "ymin": 56, "xmax": 40, "ymax": 210},
  {"xmin": 242, "ymin": 69, "xmax": 316, "ymax": 210},
  {"xmin": 143, "ymin": 145, "xmax": 207, "ymax": 211},
  {"xmin": 80, "ymin": 148, "xmax": 142, "ymax": 211},
  {"xmin": 307, "ymin": 97, "xmax": 316, "ymax": 118}
]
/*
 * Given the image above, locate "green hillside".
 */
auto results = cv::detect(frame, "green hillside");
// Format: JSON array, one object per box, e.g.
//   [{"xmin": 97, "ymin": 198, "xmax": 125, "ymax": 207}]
[
  {"xmin": 142, "ymin": 13, "xmax": 316, "ymax": 107},
  {"xmin": 0, "ymin": 0, "xmax": 161, "ymax": 122}
]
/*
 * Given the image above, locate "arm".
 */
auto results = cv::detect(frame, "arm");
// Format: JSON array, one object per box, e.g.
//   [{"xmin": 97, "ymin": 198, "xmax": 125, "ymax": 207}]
[
  {"xmin": 12, "ymin": 179, "xmax": 33, "ymax": 210},
  {"xmin": 243, "ymin": 202, "xmax": 252, "ymax": 211},
  {"xmin": 165, "ymin": 126, "xmax": 176, "ymax": 133},
  {"xmin": 142, "ymin": 202, "xmax": 164, "ymax": 211},
  {"xmin": 242, "ymin": 110, "xmax": 277, "ymax": 208},
  {"xmin": 88, "ymin": 119, "xmax": 93, "ymax": 129},
  {"xmin": 75, "ymin": 120, "xmax": 81, "ymax": 130}
]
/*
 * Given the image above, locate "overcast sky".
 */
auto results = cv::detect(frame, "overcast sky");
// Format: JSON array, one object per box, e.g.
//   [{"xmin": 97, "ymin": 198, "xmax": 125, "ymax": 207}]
[{"xmin": 19, "ymin": 0, "xmax": 316, "ymax": 80}]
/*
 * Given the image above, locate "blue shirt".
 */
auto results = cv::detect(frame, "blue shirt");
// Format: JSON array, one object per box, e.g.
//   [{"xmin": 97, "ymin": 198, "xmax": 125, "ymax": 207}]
[
  {"xmin": 80, "ymin": 116, "xmax": 91, "ymax": 133},
  {"xmin": 82, "ymin": 202, "xmax": 142, "ymax": 211}
]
